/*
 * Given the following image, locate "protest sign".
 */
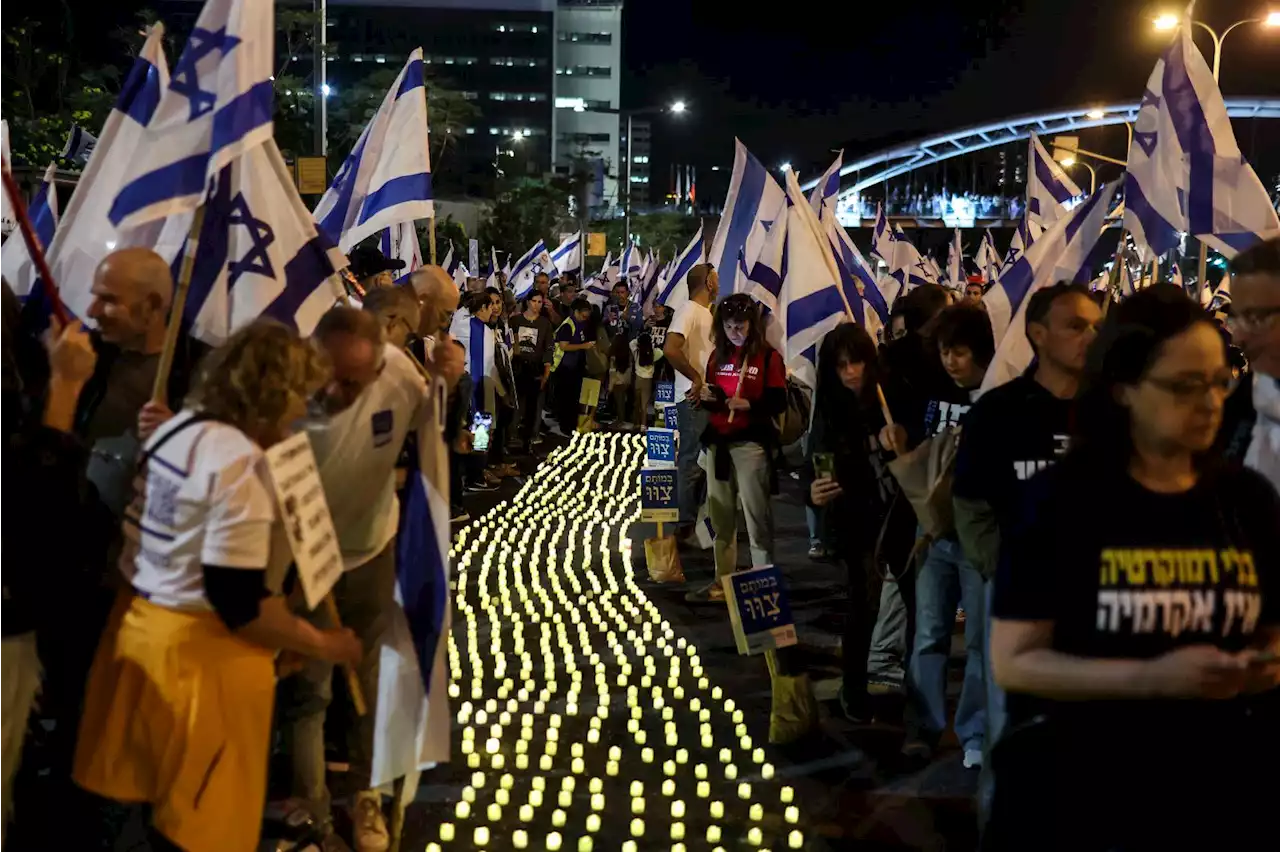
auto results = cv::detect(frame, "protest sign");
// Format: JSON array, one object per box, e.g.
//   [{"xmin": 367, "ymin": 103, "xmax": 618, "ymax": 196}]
[
  {"xmin": 266, "ymin": 432, "xmax": 344, "ymax": 609},
  {"xmin": 645, "ymin": 427, "xmax": 677, "ymax": 468},
  {"xmin": 655, "ymin": 380, "xmax": 675, "ymax": 405},
  {"xmin": 640, "ymin": 469, "xmax": 678, "ymax": 523},
  {"xmin": 721, "ymin": 564, "xmax": 797, "ymax": 655}
]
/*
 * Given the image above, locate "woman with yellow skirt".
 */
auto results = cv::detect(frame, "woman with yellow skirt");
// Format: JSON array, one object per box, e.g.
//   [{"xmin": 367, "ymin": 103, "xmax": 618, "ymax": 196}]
[{"xmin": 73, "ymin": 321, "xmax": 362, "ymax": 852}]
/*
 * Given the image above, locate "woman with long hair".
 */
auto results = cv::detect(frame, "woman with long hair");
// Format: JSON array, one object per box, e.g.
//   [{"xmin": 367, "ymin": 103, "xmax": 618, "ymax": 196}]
[
  {"xmin": 73, "ymin": 321, "xmax": 362, "ymax": 852},
  {"xmin": 607, "ymin": 330, "xmax": 633, "ymax": 426},
  {"xmin": 808, "ymin": 323, "xmax": 916, "ymax": 721},
  {"xmin": 686, "ymin": 294, "xmax": 786, "ymax": 600},
  {"xmin": 988, "ymin": 285, "xmax": 1280, "ymax": 849},
  {"xmin": 631, "ymin": 328, "xmax": 656, "ymax": 426}
]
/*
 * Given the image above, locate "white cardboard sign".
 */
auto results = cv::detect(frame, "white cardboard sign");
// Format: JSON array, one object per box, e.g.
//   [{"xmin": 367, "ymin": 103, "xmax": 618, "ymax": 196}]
[{"xmin": 265, "ymin": 432, "xmax": 344, "ymax": 610}]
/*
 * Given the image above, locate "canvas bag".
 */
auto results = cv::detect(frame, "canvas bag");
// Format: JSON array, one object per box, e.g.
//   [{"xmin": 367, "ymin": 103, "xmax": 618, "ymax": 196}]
[{"xmin": 886, "ymin": 424, "xmax": 962, "ymax": 540}]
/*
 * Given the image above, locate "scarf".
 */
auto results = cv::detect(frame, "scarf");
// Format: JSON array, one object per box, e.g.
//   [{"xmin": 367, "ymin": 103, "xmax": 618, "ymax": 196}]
[{"xmin": 1245, "ymin": 373, "xmax": 1280, "ymax": 491}]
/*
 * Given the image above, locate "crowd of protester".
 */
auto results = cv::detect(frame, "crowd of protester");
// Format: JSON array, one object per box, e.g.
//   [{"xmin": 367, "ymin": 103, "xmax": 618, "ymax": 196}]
[{"xmin": 2, "ymin": 233, "xmax": 1278, "ymax": 851}]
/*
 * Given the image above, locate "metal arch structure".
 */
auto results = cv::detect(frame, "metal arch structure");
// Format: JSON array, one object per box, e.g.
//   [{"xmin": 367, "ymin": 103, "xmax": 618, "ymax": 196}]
[{"xmin": 799, "ymin": 99, "xmax": 1280, "ymax": 200}]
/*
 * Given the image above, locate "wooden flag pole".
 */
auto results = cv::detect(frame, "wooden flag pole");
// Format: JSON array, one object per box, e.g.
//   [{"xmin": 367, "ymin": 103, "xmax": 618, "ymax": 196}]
[
  {"xmin": 324, "ymin": 593, "xmax": 367, "ymax": 717},
  {"xmin": 151, "ymin": 206, "xmax": 207, "ymax": 404},
  {"xmin": 725, "ymin": 357, "xmax": 751, "ymax": 424},
  {"xmin": 1, "ymin": 167, "xmax": 70, "ymax": 325},
  {"xmin": 427, "ymin": 216, "xmax": 437, "ymax": 265}
]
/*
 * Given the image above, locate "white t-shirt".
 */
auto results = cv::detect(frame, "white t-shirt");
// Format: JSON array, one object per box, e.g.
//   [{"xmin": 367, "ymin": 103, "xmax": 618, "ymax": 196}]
[
  {"xmin": 121, "ymin": 413, "xmax": 289, "ymax": 610},
  {"xmin": 667, "ymin": 300, "xmax": 714, "ymax": 400},
  {"xmin": 630, "ymin": 337, "xmax": 655, "ymax": 380},
  {"xmin": 306, "ymin": 344, "xmax": 428, "ymax": 570}
]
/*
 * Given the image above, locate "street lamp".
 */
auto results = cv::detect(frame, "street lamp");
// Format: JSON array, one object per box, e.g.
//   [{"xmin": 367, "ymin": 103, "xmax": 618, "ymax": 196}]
[
  {"xmin": 622, "ymin": 100, "xmax": 688, "ymax": 246},
  {"xmin": 1152, "ymin": 8, "xmax": 1279, "ymax": 80},
  {"xmin": 1059, "ymin": 157, "xmax": 1097, "ymax": 195}
]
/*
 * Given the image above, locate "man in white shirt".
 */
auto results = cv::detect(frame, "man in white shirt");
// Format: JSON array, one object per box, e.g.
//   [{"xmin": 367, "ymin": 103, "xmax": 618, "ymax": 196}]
[
  {"xmin": 283, "ymin": 306, "xmax": 434, "ymax": 851},
  {"xmin": 663, "ymin": 263, "xmax": 718, "ymax": 536}
]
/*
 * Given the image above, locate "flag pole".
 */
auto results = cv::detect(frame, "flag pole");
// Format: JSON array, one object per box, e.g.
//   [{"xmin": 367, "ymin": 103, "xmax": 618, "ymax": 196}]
[
  {"xmin": 1, "ymin": 167, "xmax": 70, "ymax": 325},
  {"xmin": 151, "ymin": 205, "xmax": 207, "ymax": 404},
  {"xmin": 427, "ymin": 216, "xmax": 437, "ymax": 265},
  {"xmin": 324, "ymin": 594, "xmax": 367, "ymax": 716}
]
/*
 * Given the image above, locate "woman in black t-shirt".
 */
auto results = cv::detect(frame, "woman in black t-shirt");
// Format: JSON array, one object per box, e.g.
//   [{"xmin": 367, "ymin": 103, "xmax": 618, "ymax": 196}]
[{"xmin": 989, "ymin": 285, "xmax": 1280, "ymax": 850}]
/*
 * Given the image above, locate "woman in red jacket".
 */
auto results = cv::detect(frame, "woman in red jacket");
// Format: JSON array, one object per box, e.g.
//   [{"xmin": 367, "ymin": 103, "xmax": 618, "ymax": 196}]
[{"xmin": 686, "ymin": 294, "xmax": 787, "ymax": 603}]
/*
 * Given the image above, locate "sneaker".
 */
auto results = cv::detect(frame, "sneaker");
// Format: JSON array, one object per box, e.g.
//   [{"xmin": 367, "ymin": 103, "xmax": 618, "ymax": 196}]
[
  {"xmin": 684, "ymin": 581, "xmax": 726, "ymax": 604},
  {"xmin": 466, "ymin": 480, "xmax": 498, "ymax": 493},
  {"xmin": 806, "ymin": 543, "xmax": 828, "ymax": 561},
  {"xmin": 352, "ymin": 791, "xmax": 389, "ymax": 852},
  {"xmin": 963, "ymin": 748, "xmax": 983, "ymax": 769},
  {"xmin": 901, "ymin": 737, "xmax": 935, "ymax": 765},
  {"xmin": 866, "ymin": 677, "xmax": 903, "ymax": 696},
  {"xmin": 483, "ymin": 470, "xmax": 502, "ymax": 486},
  {"xmin": 496, "ymin": 463, "xmax": 521, "ymax": 477},
  {"xmin": 450, "ymin": 507, "xmax": 470, "ymax": 523}
]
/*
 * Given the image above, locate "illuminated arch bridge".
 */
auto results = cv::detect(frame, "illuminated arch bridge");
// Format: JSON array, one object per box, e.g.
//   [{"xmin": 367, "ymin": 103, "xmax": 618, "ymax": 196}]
[{"xmin": 800, "ymin": 98, "xmax": 1280, "ymax": 211}]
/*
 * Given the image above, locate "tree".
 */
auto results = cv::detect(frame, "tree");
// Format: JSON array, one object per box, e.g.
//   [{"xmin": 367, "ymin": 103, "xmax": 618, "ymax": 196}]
[
  {"xmin": 479, "ymin": 178, "xmax": 576, "ymax": 256},
  {"xmin": 431, "ymin": 214, "xmax": 469, "ymax": 265},
  {"xmin": 589, "ymin": 212, "xmax": 701, "ymax": 260}
]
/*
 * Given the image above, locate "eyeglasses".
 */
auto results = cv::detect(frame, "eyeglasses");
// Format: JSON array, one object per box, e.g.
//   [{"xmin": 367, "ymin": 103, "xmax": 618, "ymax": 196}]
[
  {"xmin": 1227, "ymin": 306, "xmax": 1280, "ymax": 334},
  {"xmin": 1144, "ymin": 372, "xmax": 1238, "ymax": 401}
]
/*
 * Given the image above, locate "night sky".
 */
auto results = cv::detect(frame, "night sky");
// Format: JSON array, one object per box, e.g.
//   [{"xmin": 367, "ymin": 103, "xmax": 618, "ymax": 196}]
[{"xmin": 626, "ymin": 0, "xmax": 1280, "ymax": 195}]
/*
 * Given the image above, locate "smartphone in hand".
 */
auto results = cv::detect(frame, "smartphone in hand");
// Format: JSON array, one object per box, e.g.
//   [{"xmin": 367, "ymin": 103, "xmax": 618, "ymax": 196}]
[{"xmin": 813, "ymin": 452, "xmax": 836, "ymax": 480}]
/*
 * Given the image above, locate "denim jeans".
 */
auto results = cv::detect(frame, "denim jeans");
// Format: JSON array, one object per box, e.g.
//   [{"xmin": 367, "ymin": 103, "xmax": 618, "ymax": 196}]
[
  {"xmin": 675, "ymin": 400, "xmax": 708, "ymax": 525},
  {"xmin": 906, "ymin": 537, "xmax": 987, "ymax": 751}
]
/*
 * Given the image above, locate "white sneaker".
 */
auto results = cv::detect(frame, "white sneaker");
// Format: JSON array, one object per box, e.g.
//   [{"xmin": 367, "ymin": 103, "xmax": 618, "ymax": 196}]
[
  {"xmin": 352, "ymin": 791, "xmax": 390, "ymax": 852},
  {"xmin": 963, "ymin": 748, "xmax": 983, "ymax": 769}
]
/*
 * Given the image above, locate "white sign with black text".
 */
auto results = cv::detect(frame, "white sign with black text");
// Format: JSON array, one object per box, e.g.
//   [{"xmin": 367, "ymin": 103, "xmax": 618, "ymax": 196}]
[{"xmin": 265, "ymin": 432, "xmax": 344, "ymax": 610}]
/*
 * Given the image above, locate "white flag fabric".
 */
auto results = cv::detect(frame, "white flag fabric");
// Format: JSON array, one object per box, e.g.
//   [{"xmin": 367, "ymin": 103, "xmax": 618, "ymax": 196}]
[
  {"xmin": 509, "ymin": 239, "xmax": 553, "ymax": 299},
  {"xmin": 777, "ymin": 168, "xmax": 853, "ymax": 381},
  {"xmin": 2, "ymin": 163, "xmax": 60, "ymax": 299},
  {"xmin": 654, "ymin": 224, "xmax": 705, "ymax": 315},
  {"xmin": 1, "ymin": 120, "xmax": 13, "ymax": 236},
  {"xmin": 872, "ymin": 204, "xmax": 936, "ymax": 287},
  {"xmin": 440, "ymin": 243, "xmax": 454, "ymax": 276},
  {"xmin": 315, "ymin": 49, "xmax": 433, "ymax": 252},
  {"xmin": 381, "ymin": 221, "xmax": 422, "ymax": 279},
  {"xmin": 707, "ymin": 139, "xmax": 786, "ymax": 297},
  {"xmin": 179, "ymin": 141, "xmax": 347, "ymax": 345},
  {"xmin": 61, "ymin": 124, "xmax": 99, "ymax": 166},
  {"xmin": 1027, "ymin": 133, "xmax": 1082, "ymax": 231},
  {"xmin": 999, "ymin": 215, "xmax": 1040, "ymax": 281},
  {"xmin": 109, "ymin": 0, "xmax": 274, "ymax": 230},
  {"xmin": 451, "ymin": 307, "xmax": 497, "ymax": 410},
  {"xmin": 42, "ymin": 25, "xmax": 172, "ymax": 319},
  {"xmin": 976, "ymin": 229, "xmax": 1001, "ymax": 286},
  {"xmin": 550, "ymin": 231, "xmax": 582, "ymax": 276},
  {"xmin": 947, "ymin": 228, "xmax": 964, "ymax": 289},
  {"xmin": 484, "ymin": 247, "xmax": 500, "ymax": 289},
  {"xmin": 983, "ymin": 181, "xmax": 1119, "ymax": 391},
  {"xmin": 1124, "ymin": 19, "xmax": 1280, "ymax": 258},
  {"xmin": 807, "ymin": 150, "xmax": 843, "ymax": 214}
]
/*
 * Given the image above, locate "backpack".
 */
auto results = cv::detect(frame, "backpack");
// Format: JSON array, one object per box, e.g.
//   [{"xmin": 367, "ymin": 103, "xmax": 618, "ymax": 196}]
[{"xmin": 765, "ymin": 348, "xmax": 811, "ymax": 447}]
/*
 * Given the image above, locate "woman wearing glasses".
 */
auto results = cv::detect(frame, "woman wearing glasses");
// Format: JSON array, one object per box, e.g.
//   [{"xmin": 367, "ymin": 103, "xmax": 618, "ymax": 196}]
[{"xmin": 987, "ymin": 285, "xmax": 1280, "ymax": 850}]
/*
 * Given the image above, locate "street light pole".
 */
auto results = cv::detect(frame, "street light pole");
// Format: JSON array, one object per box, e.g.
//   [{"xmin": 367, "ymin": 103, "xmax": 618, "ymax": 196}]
[
  {"xmin": 315, "ymin": 0, "xmax": 327, "ymax": 158},
  {"xmin": 624, "ymin": 112, "xmax": 633, "ymax": 249},
  {"xmin": 1064, "ymin": 159, "xmax": 1097, "ymax": 195}
]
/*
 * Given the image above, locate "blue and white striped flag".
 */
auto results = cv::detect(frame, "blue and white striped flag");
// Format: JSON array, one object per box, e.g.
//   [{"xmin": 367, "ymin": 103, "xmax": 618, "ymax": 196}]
[
  {"xmin": 983, "ymin": 181, "xmax": 1119, "ymax": 390},
  {"xmin": 440, "ymin": 243, "xmax": 454, "ymax": 276},
  {"xmin": 1027, "ymin": 133, "xmax": 1082, "ymax": 231},
  {"xmin": 1124, "ymin": 18, "xmax": 1279, "ymax": 258},
  {"xmin": 371, "ymin": 379, "xmax": 453, "ymax": 787},
  {"xmin": 2, "ymin": 163, "xmax": 60, "ymax": 303},
  {"xmin": 947, "ymin": 228, "xmax": 964, "ymax": 289},
  {"xmin": 807, "ymin": 150, "xmax": 843, "ymax": 214},
  {"xmin": 637, "ymin": 251, "xmax": 662, "ymax": 315},
  {"xmin": 450, "ymin": 307, "xmax": 497, "ymax": 411},
  {"xmin": 60, "ymin": 124, "xmax": 98, "ymax": 166},
  {"xmin": 484, "ymin": 247, "xmax": 500, "ymax": 289},
  {"xmin": 778, "ymin": 168, "xmax": 855, "ymax": 384},
  {"xmin": 509, "ymin": 239, "xmax": 553, "ymax": 299},
  {"xmin": 620, "ymin": 241, "xmax": 641, "ymax": 280},
  {"xmin": 179, "ymin": 141, "xmax": 347, "ymax": 345},
  {"xmin": 315, "ymin": 49, "xmax": 432, "ymax": 252},
  {"xmin": 109, "ymin": 0, "xmax": 274, "ymax": 230},
  {"xmin": 382, "ymin": 221, "xmax": 423, "ymax": 281},
  {"xmin": 43, "ymin": 24, "xmax": 171, "ymax": 319},
  {"xmin": 654, "ymin": 223, "xmax": 705, "ymax": 314},
  {"xmin": 550, "ymin": 231, "xmax": 582, "ymax": 276},
  {"xmin": 872, "ymin": 205, "xmax": 937, "ymax": 287},
  {"xmin": 707, "ymin": 139, "xmax": 786, "ymax": 297},
  {"xmin": 976, "ymin": 229, "xmax": 1001, "ymax": 286},
  {"xmin": 999, "ymin": 214, "xmax": 1039, "ymax": 280}
]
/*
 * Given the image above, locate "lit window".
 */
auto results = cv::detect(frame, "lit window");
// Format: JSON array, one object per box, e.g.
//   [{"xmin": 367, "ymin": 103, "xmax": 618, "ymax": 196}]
[
  {"xmin": 376, "ymin": 55, "xmax": 386, "ymax": 63},
  {"xmin": 353, "ymin": 55, "xmax": 363, "ymax": 63},
  {"xmin": 465, "ymin": 127, "xmax": 476, "ymax": 135}
]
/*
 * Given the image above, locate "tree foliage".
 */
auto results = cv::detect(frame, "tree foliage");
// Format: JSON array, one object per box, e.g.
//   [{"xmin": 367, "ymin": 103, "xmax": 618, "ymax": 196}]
[
  {"xmin": 589, "ymin": 213, "xmax": 701, "ymax": 260},
  {"xmin": 479, "ymin": 178, "xmax": 577, "ymax": 257}
]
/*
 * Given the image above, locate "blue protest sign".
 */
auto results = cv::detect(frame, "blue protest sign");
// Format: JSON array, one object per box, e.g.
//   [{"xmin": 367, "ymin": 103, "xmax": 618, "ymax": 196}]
[
  {"xmin": 655, "ymin": 381, "xmax": 675, "ymax": 405},
  {"xmin": 640, "ymin": 469, "xmax": 678, "ymax": 522},
  {"xmin": 645, "ymin": 428, "xmax": 677, "ymax": 468},
  {"xmin": 721, "ymin": 565, "xmax": 797, "ymax": 655},
  {"xmin": 662, "ymin": 406, "xmax": 679, "ymax": 429}
]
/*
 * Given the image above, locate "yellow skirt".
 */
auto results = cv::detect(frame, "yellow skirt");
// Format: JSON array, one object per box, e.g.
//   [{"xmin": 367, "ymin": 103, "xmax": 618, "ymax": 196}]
[{"xmin": 73, "ymin": 596, "xmax": 275, "ymax": 852}]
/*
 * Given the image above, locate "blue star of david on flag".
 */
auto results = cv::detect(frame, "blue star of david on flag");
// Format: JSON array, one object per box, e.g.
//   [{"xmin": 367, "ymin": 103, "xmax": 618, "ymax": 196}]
[
  {"xmin": 226, "ymin": 193, "xmax": 275, "ymax": 288},
  {"xmin": 169, "ymin": 26, "xmax": 242, "ymax": 121}
]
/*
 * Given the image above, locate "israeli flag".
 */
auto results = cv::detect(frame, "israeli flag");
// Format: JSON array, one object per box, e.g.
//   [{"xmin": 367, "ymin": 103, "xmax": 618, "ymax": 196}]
[
  {"xmin": 707, "ymin": 139, "xmax": 786, "ymax": 296},
  {"xmin": 620, "ymin": 241, "xmax": 641, "ymax": 280},
  {"xmin": 807, "ymin": 150, "xmax": 843, "ymax": 213},
  {"xmin": 370, "ymin": 393, "xmax": 453, "ymax": 788},
  {"xmin": 61, "ymin": 124, "xmax": 98, "ymax": 166},
  {"xmin": 484, "ymin": 247, "xmax": 500, "ymax": 289},
  {"xmin": 452, "ymin": 263, "xmax": 470, "ymax": 292},
  {"xmin": 314, "ymin": 49, "xmax": 432, "ymax": 252},
  {"xmin": 43, "ymin": 24, "xmax": 170, "ymax": 320},
  {"xmin": 742, "ymin": 216, "xmax": 786, "ymax": 314},
  {"xmin": 813, "ymin": 174, "xmax": 888, "ymax": 330},
  {"xmin": 983, "ymin": 181, "xmax": 1119, "ymax": 390},
  {"xmin": 644, "ymin": 258, "xmax": 674, "ymax": 317},
  {"xmin": 1027, "ymin": 133, "xmax": 1082, "ymax": 231},
  {"xmin": 947, "ymin": 228, "xmax": 965, "ymax": 289},
  {"xmin": 450, "ymin": 307, "xmax": 497, "ymax": 412},
  {"xmin": 975, "ymin": 229, "xmax": 1001, "ymax": 286},
  {"xmin": 440, "ymin": 243, "xmax": 454, "ymax": 275},
  {"xmin": 110, "ymin": 0, "xmax": 274, "ymax": 230},
  {"xmin": 1, "ymin": 120, "xmax": 13, "ymax": 236},
  {"xmin": 872, "ymin": 204, "xmax": 937, "ymax": 287},
  {"xmin": 2, "ymin": 163, "xmax": 60, "ymax": 301},
  {"xmin": 778, "ymin": 167, "xmax": 855, "ymax": 381},
  {"xmin": 654, "ymin": 224, "xmax": 705, "ymax": 314},
  {"xmin": 381, "ymin": 221, "xmax": 422, "ymax": 280},
  {"xmin": 1124, "ymin": 19, "xmax": 1280, "ymax": 258},
  {"xmin": 638, "ymin": 251, "xmax": 663, "ymax": 316},
  {"xmin": 583, "ymin": 275, "xmax": 613, "ymax": 309},
  {"xmin": 550, "ymin": 231, "xmax": 582, "ymax": 276},
  {"xmin": 999, "ymin": 214, "xmax": 1039, "ymax": 280},
  {"xmin": 175, "ymin": 141, "xmax": 346, "ymax": 345},
  {"xmin": 509, "ymin": 239, "xmax": 553, "ymax": 299}
]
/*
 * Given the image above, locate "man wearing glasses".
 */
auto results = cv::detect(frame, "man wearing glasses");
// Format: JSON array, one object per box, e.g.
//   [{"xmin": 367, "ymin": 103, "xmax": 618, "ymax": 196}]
[{"xmin": 1227, "ymin": 237, "xmax": 1280, "ymax": 490}]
